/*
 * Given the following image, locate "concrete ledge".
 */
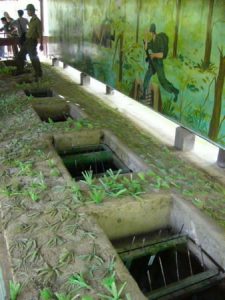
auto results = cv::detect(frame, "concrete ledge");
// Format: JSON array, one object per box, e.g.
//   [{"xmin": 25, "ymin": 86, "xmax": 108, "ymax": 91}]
[
  {"xmin": 174, "ymin": 126, "xmax": 196, "ymax": 151},
  {"xmin": 51, "ymin": 57, "xmax": 59, "ymax": 66},
  {"xmin": 80, "ymin": 72, "xmax": 90, "ymax": 86},
  {"xmin": 106, "ymin": 85, "xmax": 114, "ymax": 95},
  {"xmin": 217, "ymin": 148, "xmax": 225, "ymax": 168}
]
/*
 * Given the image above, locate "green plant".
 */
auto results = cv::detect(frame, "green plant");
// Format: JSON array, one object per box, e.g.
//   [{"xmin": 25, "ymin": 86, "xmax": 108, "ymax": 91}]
[
  {"xmin": 137, "ymin": 172, "xmax": 147, "ymax": 182},
  {"xmin": 98, "ymin": 272, "xmax": 126, "ymax": 300},
  {"xmin": 68, "ymin": 273, "xmax": 92, "ymax": 291},
  {"xmin": 35, "ymin": 149, "xmax": 47, "ymax": 158},
  {"xmin": 14, "ymin": 160, "xmax": 33, "ymax": 176},
  {"xmin": 98, "ymin": 169, "xmax": 146, "ymax": 198},
  {"xmin": 0, "ymin": 186, "xmax": 22, "ymax": 197},
  {"xmin": 89, "ymin": 188, "xmax": 105, "ymax": 204},
  {"xmin": 55, "ymin": 293, "xmax": 71, "ymax": 300},
  {"xmin": 107, "ymin": 256, "xmax": 116, "ymax": 274},
  {"xmin": 81, "ymin": 296, "xmax": 94, "ymax": 300},
  {"xmin": 79, "ymin": 243, "xmax": 104, "ymax": 264},
  {"xmin": 16, "ymin": 78, "xmax": 51, "ymax": 90},
  {"xmin": 18, "ymin": 222, "xmax": 37, "ymax": 234},
  {"xmin": 9, "ymin": 281, "xmax": 22, "ymax": 300},
  {"xmin": 81, "ymin": 170, "xmax": 94, "ymax": 186},
  {"xmin": 47, "ymin": 159, "xmax": 56, "ymax": 168},
  {"xmin": 69, "ymin": 182, "xmax": 83, "ymax": 203},
  {"xmin": 47, "ymin": 235, "xmax": 65, "ymax": 247},
  {"xmin": 25, "ymin": 247, "xmax": 42, "ymax": 264},
  {"xmin": 37, "ymin": 264, "xmax": 61, "ymax": 285},
  {"xmin": 77, "ymin": 118, "xmax": 93, "ymax": 129},
  {"xmin": 40, "ymin": 288, "xmax": 55, "ymax": 300},
  {"xmin": 32, "ymin": 172, "xmax": 47, "ymax": 191},
  {"xmin": 121, "ymin": 175, "xmax": 145, "ymax": 197},
  {"xmin": 50, "ymin": 168, "xmax": 61, "ymax": 177},
  {"xmin": 26, "ymin": 188, "xmax": 39, "ymax": 201},
  {"xmin": 0, "ymin": 65, "xmax": 16, "ymax": 75},
  {"xmin": 99, "ymin": 169, "xmax": 127, "ymax": 197},
  {"xmin": 59, "ymin": 249, "xmax": 75, "ymax": 265}
]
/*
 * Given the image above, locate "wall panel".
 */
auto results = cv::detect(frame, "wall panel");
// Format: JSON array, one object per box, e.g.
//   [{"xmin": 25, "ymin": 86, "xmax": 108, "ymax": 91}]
[{"xmin": 48, "ymin": 0, "xmax": 225, "ymax": 147}]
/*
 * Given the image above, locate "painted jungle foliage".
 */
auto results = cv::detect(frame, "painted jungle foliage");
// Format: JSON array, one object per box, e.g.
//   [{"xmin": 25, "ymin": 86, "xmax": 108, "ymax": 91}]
[{"xmin": 47, "ymin": 0, "xmax": 225, "ymax": 147}]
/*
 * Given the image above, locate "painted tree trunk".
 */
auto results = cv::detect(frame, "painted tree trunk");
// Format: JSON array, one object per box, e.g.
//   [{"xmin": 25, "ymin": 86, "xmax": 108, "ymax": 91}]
[
  {"xmin": 203, "ymin": 0, "xmax": 214, "ymax": 69},
  {"xmin": 173, "ymin": 0, "xmax": 181, "ymax": 58},
  {"xmin": 81, "ymin": 0, "xmax": 85, "ymax": 52},
  {"xmin": 208, "ymin": 53, "xmax": 225, "ymax": 140},
  {"xmin": 119, "ymin": 32, "xmax": 124, "ymax": 82},
  {"xmin": 135, "ymin": 0, "xmax": 142, "ymax": 43}
]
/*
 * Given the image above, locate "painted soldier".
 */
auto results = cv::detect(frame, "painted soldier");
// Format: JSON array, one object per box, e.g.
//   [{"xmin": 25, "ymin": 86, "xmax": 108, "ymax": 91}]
[{"xmin": 142, "ymin": 23, "xmax": 179, "ymax": 102}]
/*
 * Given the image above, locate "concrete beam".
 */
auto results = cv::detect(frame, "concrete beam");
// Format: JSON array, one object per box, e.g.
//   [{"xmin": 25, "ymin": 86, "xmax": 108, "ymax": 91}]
[
  {"xmin": 174, "ymin": 126, "xmax": 195, "ymax": 151},
  {"xmin": 80, "ymin": 73, "xmax": 90, "ymax": 86},
  {"xmin": 51, "ymin": 57, "xmax": 59, "ymax": 67},
  {"xmin": 106, "ymin": 85, "xmax": 114, "ymax": 95},
  {"xmin": 217, "ymin": 148, "xmax": 225, "ymax": 168}
]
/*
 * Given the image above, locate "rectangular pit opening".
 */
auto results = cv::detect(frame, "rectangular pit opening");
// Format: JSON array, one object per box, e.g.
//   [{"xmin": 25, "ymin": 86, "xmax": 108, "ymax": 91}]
[
  {"xmin": 61, "ymin": 143, "xmax": 130, "ymax": 180},
  {"xmin": 24, "ymin": 88, "xmax": 54, "ymax": 97},
  {"xmin": 32, "ymin": 100, "xmax": 86, "ymax": 123},
  {"xmin": 113, "ymin": 231, "xmax": 224, "ymax": 299},
  {"xmin": 87, "ymin": 194, "xmax": 225, "ymax": 299},
  {"xmin": 53, "ymin": 130, "xmax": 148, "ymax": 181}
]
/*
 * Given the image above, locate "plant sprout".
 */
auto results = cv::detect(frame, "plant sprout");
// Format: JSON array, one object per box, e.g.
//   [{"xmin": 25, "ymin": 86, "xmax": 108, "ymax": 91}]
[
  {"xmin": 40, "ymin": 288, "xmax": 55, "ymax": 300},
  {"xmin": 98, "ymin": 272, "xmax": 127, "ymax": 300},
  {"xmin": 68, "ymin": 273, "xmax": 91, "ymax": 291},
  {"xmin": 81, "ymin": 170, "xmax": 94, "ymax": 186},
  {"xmin": 89, "ymin": 188, "xmax": 105, "ymax": 204},
  {"xmin": 9, "ymin": 281, "xmax": 22, "ymax": 300}
]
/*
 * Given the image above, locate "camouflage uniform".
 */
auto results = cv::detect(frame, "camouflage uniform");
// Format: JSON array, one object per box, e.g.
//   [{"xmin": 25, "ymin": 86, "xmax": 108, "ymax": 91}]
[
  {"xmin": 16, "ymin": 14, "xmax": 42, "ymax": 78},
  {"xmin": 143, "ymin": 35, "xmax": 179, "ymax": 101}
]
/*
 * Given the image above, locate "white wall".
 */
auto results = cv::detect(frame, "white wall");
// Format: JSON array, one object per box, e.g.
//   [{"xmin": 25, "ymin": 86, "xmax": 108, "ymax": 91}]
[{"xmin": 0, "ymin": 0, "xmax": 40, "ymax": 21}]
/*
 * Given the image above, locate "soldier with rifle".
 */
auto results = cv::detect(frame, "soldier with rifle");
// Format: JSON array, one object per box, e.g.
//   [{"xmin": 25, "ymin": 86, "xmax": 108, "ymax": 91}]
[{"xmin": 142, "ymin": 23, "xmax": 179, "ymax": 102}]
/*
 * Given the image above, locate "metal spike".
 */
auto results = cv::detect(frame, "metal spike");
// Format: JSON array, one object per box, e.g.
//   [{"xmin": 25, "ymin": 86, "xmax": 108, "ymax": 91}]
[
  {"xmin": 142, "ymin": 238, "xmax": 146, "ymax": 248},
  {"xmin": 175, "ymin": 250, "xmax": 180, "ymax": 281},
  {"xmin": 147, "ymin": 270, "xmax": 152, "ymax": 291},
  {"xmin": 187, "ymin": 249, "xmax": 193, "ymax": 275},
  {"xmin": 158, "ymin": 256, "xmax": 167, "ymax": 287},
  {"xmin": 131, "ymin": 236, "xmax": 136, "ymax": 248},
  {"xmin": 199, "ymin": 245, "xmax": 205, "ymax": 271}
]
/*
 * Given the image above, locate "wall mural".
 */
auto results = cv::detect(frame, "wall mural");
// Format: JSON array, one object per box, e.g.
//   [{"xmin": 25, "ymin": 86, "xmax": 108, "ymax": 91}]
[{"xmin": 48, "ymin": 0, "xmax": 225, "ymax": 147}]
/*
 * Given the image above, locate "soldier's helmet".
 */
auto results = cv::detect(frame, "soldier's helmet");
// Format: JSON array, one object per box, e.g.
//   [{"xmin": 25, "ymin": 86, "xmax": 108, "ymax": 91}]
[
  {"xmin": 25, "ymin": 4, "xmax": 36, "ymax": 12},
  {"xmin": 149, "ymin": 23, "xmax": 156, "ymax": 33}
]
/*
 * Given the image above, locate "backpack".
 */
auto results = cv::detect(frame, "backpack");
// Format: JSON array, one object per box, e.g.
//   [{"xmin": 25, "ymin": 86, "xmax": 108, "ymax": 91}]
[{"xmin": 157, "ymin": 32, "xmax": 169, "ymax": 59}]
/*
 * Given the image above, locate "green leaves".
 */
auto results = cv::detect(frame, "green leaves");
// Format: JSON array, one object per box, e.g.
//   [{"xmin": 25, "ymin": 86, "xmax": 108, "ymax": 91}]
[
  {"xmin": 68, "ymin": 273, "xmax": 92, "ymax": 291},
  {"xmin": 192, "ymin": 197, "xmax": 204, "ymax": 209},
  {"xmin": 89, "ymin": 188, "xmax": 106, "ymax": 204},
  {"xmin": 37, "ymin": 264, "xmax": 61, "ymax": 285},
  {"xmin": 81, "ymin": 170, "xmax": 94, "ymax": 186},
  {"xmin": 9, "ymin": 281, "xmax": 22, "ymax": 300},
  {"xmin": 99, "ymin": 272, "xmax": 127, "ymax": 300},
  {"xmin": 40, "ymin": 289, "xmax": 71, "ymax": 300},
  {"xmin": 40, "ymin": 288, "xmax": 55, "ymax": 300},
  {"xmin": 55, "ymin": 293, "xmax": 71, "ymax": 300}
]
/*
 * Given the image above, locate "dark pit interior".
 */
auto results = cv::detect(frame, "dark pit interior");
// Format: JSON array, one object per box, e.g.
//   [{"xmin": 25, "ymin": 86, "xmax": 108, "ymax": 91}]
[
  {"xmin": 24, "ymin": 88, "xmax": 53, "ymax": 97},
  {"xmin": 112, "ymin": 230, "xmax": 225, "ymax": 300},
  {"xmin": 16, "ymin": 78, "xmax": 34, "ymax": 85},
  {"xmin": 35, "ymin": 110, "xmax": 71, "ymax": 122},
  {"xmin": 59, "ymin": 143, "xmax": 131, "ymax": 180}
]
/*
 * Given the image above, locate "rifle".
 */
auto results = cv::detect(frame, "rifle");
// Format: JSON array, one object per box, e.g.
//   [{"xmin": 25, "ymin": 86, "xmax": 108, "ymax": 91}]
[{"xmin": 143, "ymin": 39, "xmax": 152, "ymax": 62}]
